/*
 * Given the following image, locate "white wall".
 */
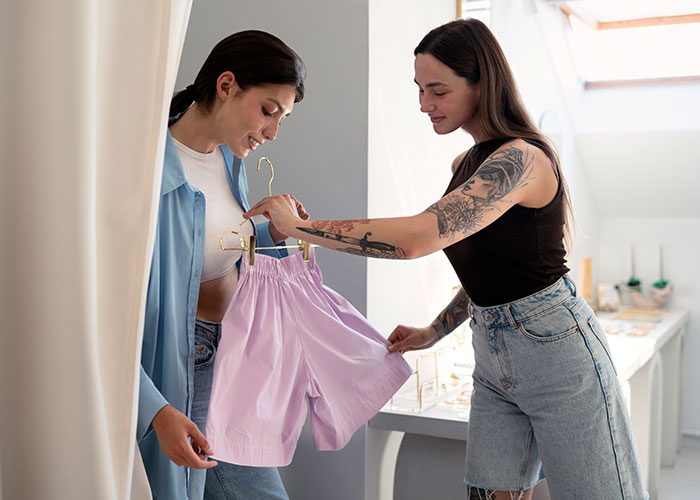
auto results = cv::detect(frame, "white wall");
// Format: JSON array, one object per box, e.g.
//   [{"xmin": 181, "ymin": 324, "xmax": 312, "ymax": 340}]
[
  {"xmin": 366, "ymin": 1, "xmax": 465, "ymax": 336},
  {"xmin": 177, "ymin": 2, "xmax": 370, "ymax": 499},
  {"xmin": 506, "ymin": 1, "xmax": 700, "ymax": 435},
  {"xmin": 599, "ymin": 217, "xmax": 700, "ymax": 435},
  {"xmin": 575, "ymin": 79, "xmax": 700, "ymax": 219},
  {"xmin": 493, "ymin": 0, "xmax": 700, "ymax": 436},
  {"xmin": 491, "ymin": 0, "xmax": 601, "ymax": 290},
  {"xmin": 365, "ymin": 2, "xmax": 466, "ymax": 498},
  {"xmin": 575, "ymin": 83, "xmax": 700, "ymax": 135},
  {"xmin": 578, "ymin": 130, "xmax": 700, "ymax": 217}
]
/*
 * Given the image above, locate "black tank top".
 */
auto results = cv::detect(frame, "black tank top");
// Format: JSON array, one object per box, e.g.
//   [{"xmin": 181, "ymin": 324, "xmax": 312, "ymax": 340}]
[{"xmin": 442, "ymin": 137, "xmax": 569, "ymax": 306}]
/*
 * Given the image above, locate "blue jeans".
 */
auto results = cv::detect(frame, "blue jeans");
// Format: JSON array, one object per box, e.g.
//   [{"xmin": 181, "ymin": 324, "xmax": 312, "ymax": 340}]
[
  {"xmin": 465, "ymin": 276, "xmax": 647, "ymax": 499},
  {"xmin": 188, "ymin": 319, "xmax": 289, "ymax": 500}
]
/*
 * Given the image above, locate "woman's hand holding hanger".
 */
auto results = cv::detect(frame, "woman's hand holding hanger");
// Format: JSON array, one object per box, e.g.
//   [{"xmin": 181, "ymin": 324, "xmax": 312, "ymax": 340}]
[{"xmin": 246, "ymin": 194, "xmax": 308, "ymax": 240}]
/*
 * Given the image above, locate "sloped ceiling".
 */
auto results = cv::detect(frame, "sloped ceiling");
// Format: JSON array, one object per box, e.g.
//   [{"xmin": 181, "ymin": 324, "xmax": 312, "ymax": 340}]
[
  {"xmin": 541, "ymin": 2, "xmax": 700, "ymax": 220},
  {"xmin": 571, "ymin": 80, "xmax": 700, "ymax": 218},
  {"xmin": 577, "ymin": 130, "xmax": 700, "ymax": 216}
]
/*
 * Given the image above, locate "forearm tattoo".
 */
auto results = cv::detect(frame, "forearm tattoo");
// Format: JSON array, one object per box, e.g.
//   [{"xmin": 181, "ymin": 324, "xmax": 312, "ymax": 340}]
[
  {"xmin": 296, "ymin": 227, "xmax": 407, "ymax": 259},
  {"xmin": 425, "ymin": 146, "xmax": 534, "ymax": 241},
  {"xmin": 311, "ymin": 219, "xmax": 369, "ymax": 234},
  {"xmin": 431, "ymin": 287, "xmax": 471, "ymax": 339}
]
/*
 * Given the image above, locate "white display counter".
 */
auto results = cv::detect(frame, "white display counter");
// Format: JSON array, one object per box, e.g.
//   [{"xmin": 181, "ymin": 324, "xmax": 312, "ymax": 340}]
[{"xmin": 365, "ymin": 308, "xmax": 689, "ymax": 500}]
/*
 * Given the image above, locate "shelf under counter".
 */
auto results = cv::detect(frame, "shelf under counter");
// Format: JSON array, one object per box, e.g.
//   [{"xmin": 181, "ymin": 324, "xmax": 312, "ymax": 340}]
[{"xmin": 369, "ymin": 396, "xmax": 468, "ymax": 441}]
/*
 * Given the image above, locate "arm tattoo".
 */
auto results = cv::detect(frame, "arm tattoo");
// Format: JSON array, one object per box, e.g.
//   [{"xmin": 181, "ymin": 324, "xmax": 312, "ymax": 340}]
[
  {"xmin": 297, "ymin": 227, "xmax": 407, "ymax": 259},
  {"xmin": 426, "ymin": 146, "xmax": 534, "ymax": 241},
  {"xmin": 425, "ymin": 196, "xmax": 480, "ymax": 238},
  {"xmin": 311, "ymin": 219, "xmax": 370, "ymax": 234},
  {"xmin": 431, "ymin": 287, "xmax": 471, "ymax": 339}
]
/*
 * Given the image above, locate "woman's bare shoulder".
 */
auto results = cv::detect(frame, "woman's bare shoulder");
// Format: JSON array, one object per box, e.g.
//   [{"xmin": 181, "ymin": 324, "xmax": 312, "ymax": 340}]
[
  {"xmin": 451, "ymin": 150, "xmax": 469, "ymax": 174},
  {"xmin": 491, "ymin": 138, "xmax": 551, "ymax": 168}
]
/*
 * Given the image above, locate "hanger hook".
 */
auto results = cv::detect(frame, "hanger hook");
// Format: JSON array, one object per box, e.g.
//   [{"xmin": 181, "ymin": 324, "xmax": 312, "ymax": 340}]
[
  {"xmin": 219, "ymin": 218, "xmax": 251, "ymax": 250},
  {"xmin": 257, "ymin": 156, "xmax": 274, "ymax": 197},
  {"xmin": 231, "ymin": 218, "xmax": 248, "ymax": 235}
]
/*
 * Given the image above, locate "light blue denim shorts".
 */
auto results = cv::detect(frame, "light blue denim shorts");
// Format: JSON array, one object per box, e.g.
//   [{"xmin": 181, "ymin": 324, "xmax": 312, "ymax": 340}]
[{"xmin": 465, "ymin": 276, "xmax": 647, "ymax": 499}]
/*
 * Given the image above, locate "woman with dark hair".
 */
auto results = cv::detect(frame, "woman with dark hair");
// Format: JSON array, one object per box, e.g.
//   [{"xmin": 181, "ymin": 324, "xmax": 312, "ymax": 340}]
[
  {"xmin": 245, "ymin": 19, "xmax": 646, "ymax": 500},
  {"xmin": 138, "ymin": 30, "xmax": 307, "ymax": 500}
]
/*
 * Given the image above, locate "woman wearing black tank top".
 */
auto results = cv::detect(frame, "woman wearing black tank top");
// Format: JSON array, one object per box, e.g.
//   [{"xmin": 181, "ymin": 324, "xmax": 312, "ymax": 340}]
[{"xmin": 245, "ymin": 19, "xmax": 646, "ymax": 500}]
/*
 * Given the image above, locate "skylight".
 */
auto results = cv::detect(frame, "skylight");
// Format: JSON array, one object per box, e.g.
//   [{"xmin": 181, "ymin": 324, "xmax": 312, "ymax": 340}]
[{"xmin": 558, "ymin": 0, "xmax": 700, "ymax": 86}]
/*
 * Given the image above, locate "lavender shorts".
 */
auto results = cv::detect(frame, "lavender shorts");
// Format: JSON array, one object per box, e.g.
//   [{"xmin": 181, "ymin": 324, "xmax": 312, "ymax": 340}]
[{"xmin": 205, "ymin": 248, "xmax": 412, "ymax": 467}]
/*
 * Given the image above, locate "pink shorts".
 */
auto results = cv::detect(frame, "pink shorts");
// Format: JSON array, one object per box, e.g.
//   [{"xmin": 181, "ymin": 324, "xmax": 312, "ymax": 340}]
[{"xmin": 205, "ymin": 248, "xmax": 412, "ymax": 466}]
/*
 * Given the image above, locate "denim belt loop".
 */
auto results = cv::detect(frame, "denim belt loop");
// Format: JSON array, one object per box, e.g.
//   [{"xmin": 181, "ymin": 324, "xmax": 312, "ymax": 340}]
[
  {"xmin": 503, "ymin": 306, "xmax": 518, "ymax": 329},
  {"xmin": 563, "ymin": 274, "xmax": 577, "ymax": 296},
  {"xmin": 195, "ymin": 318, "xmax": 221, "ymax": 346}
]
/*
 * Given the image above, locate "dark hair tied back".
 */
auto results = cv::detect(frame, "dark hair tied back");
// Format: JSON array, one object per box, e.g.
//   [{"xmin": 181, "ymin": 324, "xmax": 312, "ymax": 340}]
[
  {"xmin": 184, "ymin": 84, "xmax": 201, "ymax": 101},
  {"xmin": 170, "ymin": 30, "xmax": 306, "ymax": 118}
]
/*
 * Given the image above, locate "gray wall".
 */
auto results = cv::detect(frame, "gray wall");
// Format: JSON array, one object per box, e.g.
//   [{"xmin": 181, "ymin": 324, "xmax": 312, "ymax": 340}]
[
  {"xmin": 176, "ymin": 2, "xmax": 369, "ymax": 499},
  {"xmin": 176, "ymin": 0, "xmax": 369, "ymax": 311}
]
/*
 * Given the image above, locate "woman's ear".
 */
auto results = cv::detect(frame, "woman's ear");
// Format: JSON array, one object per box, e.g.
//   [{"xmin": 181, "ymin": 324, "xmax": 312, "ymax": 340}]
[{"xmin": 216, "ymin": 71, "xmax": 240, "ymax": 100}]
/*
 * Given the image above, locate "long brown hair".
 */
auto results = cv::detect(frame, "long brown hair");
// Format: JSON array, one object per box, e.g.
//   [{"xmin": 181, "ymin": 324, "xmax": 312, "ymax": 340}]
[
  {"xmin": 415, "ymin": 19, "xmax": 574, "ymax": 248},
  {"xmin": 170, "ymin": 30, "xmax": 306, "ymax": 118}
]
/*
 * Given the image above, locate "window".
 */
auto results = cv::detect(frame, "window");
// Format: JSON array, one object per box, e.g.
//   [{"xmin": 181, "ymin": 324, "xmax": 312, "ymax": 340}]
[{"xmin": 558, "ymin": 0, "xmax": 700, "ymax": 87}]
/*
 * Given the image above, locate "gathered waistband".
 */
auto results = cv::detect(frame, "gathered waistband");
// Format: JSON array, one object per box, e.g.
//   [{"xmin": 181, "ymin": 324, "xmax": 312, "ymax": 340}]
[
  {"xmin": 240, "ymin": 246, "xmax": 319, "ymax": 280},
  {"xmin": 470, "ymin": 275, "xmax": 578, "ymax": 327}
]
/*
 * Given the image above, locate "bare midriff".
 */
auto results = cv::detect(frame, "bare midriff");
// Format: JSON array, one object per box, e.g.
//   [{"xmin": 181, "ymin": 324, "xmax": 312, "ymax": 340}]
[{"xmin": 196, "ymin": 266, "xmax": 240, "ymax": 322}]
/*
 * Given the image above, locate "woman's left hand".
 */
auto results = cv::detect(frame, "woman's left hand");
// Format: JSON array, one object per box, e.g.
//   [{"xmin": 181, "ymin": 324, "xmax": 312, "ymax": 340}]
[
  {"xmin": 246, "ymin": 194, "xmax": 309, "ymax": 240},
  {"xmin": 387, "ymin": 324, "xmax": 440, "ymax": 354}
]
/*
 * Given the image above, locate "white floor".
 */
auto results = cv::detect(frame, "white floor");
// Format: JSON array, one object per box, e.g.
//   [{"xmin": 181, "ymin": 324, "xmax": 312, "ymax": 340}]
[{"xmin": 658, "ymin": 435, "xmax": 700, "ymax": 500}]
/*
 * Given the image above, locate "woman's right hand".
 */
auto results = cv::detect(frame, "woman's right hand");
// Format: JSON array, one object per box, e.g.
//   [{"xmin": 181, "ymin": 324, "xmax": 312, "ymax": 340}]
[
  {"xmin": 151, "ymin": 405, "xmax": 218, "ymax": 469},
  {"xmin": 387, "ymin": 325, "xmax": 440, "ymax": 354},
  {"xmin": 244, "ymin": 194, "xmax": 304, "ymax": 237}
]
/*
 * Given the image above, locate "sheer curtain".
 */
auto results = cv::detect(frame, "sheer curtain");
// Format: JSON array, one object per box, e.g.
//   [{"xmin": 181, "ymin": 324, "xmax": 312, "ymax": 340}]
[{"xmin": 0, "ymin": 1, "xmax": 191, "ymax": 499}]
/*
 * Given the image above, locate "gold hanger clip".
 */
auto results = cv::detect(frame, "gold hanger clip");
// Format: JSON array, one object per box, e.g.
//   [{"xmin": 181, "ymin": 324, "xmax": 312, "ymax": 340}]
[
  {"xmin": 218, "ymin": 156, "xmax": 312, "ymax": 265},
  {"xmin": 219, "ymin": 232, "xmax": 312, "ymax": 265}
]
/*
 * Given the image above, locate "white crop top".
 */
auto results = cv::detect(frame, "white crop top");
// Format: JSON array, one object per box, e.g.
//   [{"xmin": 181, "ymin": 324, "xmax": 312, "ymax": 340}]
[{"xmin": 173, "ymin": 137, "xmax": 254, "ymax": 282}]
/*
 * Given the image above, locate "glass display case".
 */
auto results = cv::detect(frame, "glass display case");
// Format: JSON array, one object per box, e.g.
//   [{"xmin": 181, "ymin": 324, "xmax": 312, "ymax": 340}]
[{"xmin": 384, "ymin": 322, "xmax": 475, "ymax": 420}]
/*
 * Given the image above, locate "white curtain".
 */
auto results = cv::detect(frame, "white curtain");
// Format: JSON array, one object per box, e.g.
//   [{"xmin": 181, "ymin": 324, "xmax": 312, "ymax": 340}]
[{"xmin": 0, "ymin": 1, "xmax": 192, "ymax": 499}]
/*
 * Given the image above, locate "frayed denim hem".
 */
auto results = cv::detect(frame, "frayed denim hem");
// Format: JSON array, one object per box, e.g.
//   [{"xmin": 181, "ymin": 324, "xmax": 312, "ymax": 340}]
[
  {"xmin": 464, "ymin": 479, "xmax": 649, "ymax": 500},
  {"xmin": 464, "ymin": 477, "xmax": 545, "ymax": 500}
]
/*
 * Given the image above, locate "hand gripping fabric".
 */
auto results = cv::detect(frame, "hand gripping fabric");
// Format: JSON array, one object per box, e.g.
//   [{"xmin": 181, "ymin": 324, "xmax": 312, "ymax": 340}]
[{"xmin": 205, "ymin": 248, "xmax": 412, "ymax": 466}]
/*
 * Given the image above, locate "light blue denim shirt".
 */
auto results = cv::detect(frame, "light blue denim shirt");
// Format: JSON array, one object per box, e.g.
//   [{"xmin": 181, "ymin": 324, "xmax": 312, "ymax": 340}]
[{"xmin": 138, "ymin": 130, "xmax": 287, "ymax": 500}]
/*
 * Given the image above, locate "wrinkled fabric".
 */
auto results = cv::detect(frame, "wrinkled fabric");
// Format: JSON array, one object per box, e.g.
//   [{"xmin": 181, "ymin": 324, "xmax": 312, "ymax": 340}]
[
  {"xmin": 138, "ymin": 130, "xmax": 287, "ymax": 500},
  {"xmin": 465, "ymin": 276, "xmax": 647, "ymax": 499},
  {"xmin": 206, "ymin": 248, "xmax": 412, "ymax": 466},
  {"xmin": 188, "ymin": 319, "xmax": 288, "ymax": 500}
]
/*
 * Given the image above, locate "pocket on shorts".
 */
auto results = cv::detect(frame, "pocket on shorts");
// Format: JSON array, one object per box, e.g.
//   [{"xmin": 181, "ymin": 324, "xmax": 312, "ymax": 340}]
[
  {"xmin": 516, "ymin": 303, "xmax": 580, "ymax": 342},
  {"xmin": 586, "ymin": 315, "xmax": 617, "ymax": 375},
  {"xmin": 194, "ymin": 335, "xmax": 216, "ymax": 368}
]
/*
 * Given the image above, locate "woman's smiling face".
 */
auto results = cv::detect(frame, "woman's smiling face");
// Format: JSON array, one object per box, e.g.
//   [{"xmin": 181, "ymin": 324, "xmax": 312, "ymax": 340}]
[
  {"xmin": 214, "ymin": 73, "xmax": 296, "ymax": 158},
  {"xmin": 414, "ymin": 53, "xmax": 481, "ymax": 137}
]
